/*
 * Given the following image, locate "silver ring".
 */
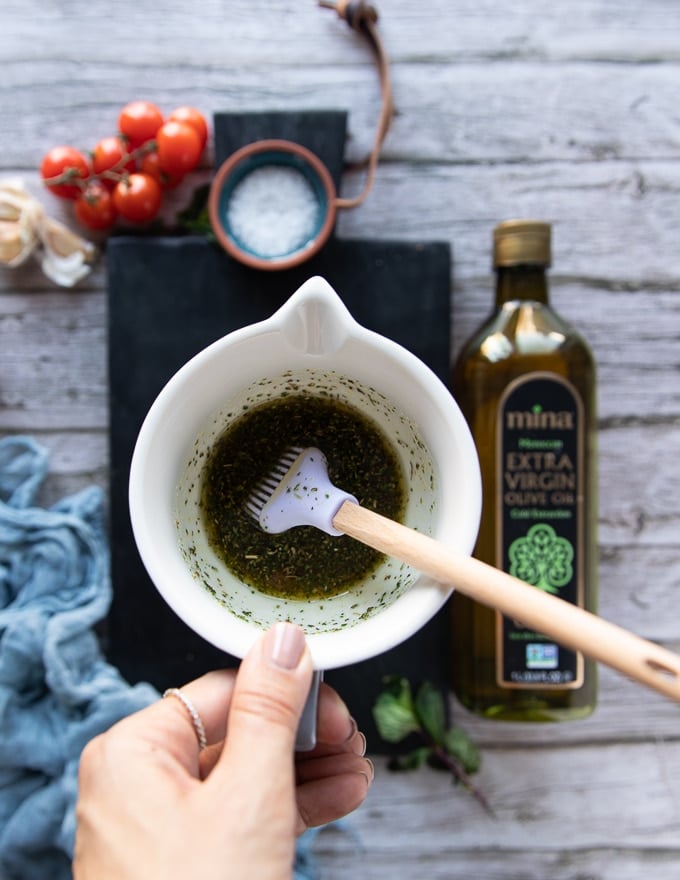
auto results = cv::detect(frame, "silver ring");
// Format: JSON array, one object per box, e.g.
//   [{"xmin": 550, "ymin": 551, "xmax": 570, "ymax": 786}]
[{"xmin": 163, "ymin": 688, "xmax": 208, "ymax": 751}]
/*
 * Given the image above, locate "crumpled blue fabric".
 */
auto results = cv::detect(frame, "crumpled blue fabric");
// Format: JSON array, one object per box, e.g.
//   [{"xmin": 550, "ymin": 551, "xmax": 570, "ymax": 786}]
[
  {"xmin": 0, "ymin": 435, "xmax": 333, "ymax": 880},
  {"xmin": 0, "ymin": 436, "xmax": 159, "ymax": 879}
]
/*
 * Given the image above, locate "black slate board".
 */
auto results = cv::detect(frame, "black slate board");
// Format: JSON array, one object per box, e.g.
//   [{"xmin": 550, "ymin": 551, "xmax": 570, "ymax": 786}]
[
  {"xmin": 213, "ymin": 110, "xmax": 348, "ymax": 188},
  {"xmin": 106, "ymin": 111, "xmax": 453, "ymax": 751}
]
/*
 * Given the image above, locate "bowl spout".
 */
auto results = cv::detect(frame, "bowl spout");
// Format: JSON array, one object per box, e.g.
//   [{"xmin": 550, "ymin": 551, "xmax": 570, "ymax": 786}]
[{"xmin": 276, "ymin": 276, "xmax": 355, "ymax": 356}]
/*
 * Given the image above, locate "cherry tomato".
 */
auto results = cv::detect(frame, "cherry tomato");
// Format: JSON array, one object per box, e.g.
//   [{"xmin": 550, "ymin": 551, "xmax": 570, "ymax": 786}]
[
  {"xmin": 168, "ymin": 106, "xmax": 208, "ymax": 149},
  {"xmin": 74, "ymin": 181, "xmax": 118, "ymax": 230},
  {"xmin": 113, "ymin": 173, "xmax": 162, "ymax": 223},
  {"xmin": 156, "ymin": 120, "xmax": 203, "ymax": 176},
  {"xmin": 139, "ymin": 150, "xmax": 184, "ymax": 189},
  {"xmin": 92, "ymin": 136, "xmax": 135, "ymax": 184},
  {"xmin": 40, "ymin": 145, "xmax": 91, "ymax": 199},
  {"xmin": 118, "ymin": 100, "xmax": 164, "ymax": 148}
]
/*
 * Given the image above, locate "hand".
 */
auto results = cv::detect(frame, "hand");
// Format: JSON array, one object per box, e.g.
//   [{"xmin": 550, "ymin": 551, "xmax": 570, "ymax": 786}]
[{"xmin": 74, "ymin": 622, "xmax": 373, "ymax": 880}]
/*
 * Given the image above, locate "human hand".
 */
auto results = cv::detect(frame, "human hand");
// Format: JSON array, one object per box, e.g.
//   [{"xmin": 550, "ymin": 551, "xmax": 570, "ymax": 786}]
[{"xmin": 74, "ymin": 622, "xmax": 373, "ymax": 880}]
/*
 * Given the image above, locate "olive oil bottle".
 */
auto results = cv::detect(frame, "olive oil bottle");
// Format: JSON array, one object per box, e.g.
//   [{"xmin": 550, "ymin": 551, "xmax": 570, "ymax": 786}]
[{"xmin": 450, "ymin": 220, "xmax": 598, "ymax": 721}]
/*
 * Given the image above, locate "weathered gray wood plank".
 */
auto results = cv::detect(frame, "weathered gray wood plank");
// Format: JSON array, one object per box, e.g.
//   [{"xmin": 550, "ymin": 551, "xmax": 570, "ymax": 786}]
[
  {"xmin": 3, "ymin": 61, "xmax": 680, "ymax": 167},
  {"xmin": 337, "ymin": 161, "xmax": 680, "ymax": 284},
  {"xmin": 314, "ymin": 743, "xmax": 680, "ymax": 878},
  {"xmin": 3, "ymin": 0, "xmax": 679, "ymax": 65}
]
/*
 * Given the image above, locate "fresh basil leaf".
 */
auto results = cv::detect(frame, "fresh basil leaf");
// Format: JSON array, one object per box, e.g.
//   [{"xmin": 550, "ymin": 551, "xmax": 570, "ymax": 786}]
[
  {"xmin": 373, "ymin": 695, "xmax": 419, "ymax": 743},
  {"xmin": 372, "ymin": 677, "xmax": 419, "ymax": 743},
  {"xmin": 372, "ymin": 676, "xmax": 489, "ymax": 812},
  {"xmin": 415, "ymin": 680, "xmax": 446, "ymax": 744},
  {"xmin": 443, "ymin": 726, "xmax": 481, "ymax": 775},
  {"xmin": 382, "ymin": 675, "xmax": 418, "ymax": 716}
]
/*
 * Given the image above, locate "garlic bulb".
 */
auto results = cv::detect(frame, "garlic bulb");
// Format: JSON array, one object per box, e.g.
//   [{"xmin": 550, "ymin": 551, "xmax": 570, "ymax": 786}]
[{"xmin": 0, "ymin": 179, "xmax": 97, "ymax": 286}]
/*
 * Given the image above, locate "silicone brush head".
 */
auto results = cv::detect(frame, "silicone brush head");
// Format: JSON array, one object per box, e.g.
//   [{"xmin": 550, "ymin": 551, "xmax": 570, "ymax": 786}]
[{"xmin": 246, "ymin": 446, "xmax": 357, "ymax": 536}]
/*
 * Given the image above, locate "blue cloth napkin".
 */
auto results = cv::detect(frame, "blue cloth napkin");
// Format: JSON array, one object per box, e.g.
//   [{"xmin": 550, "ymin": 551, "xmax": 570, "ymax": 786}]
[
  {"xmin": 0, "ymin": 436, "xmax": 331, "ymax": 879},
  {"xmin": 0, "ymin": 437, "xmax": 159, "ymax": 879}
]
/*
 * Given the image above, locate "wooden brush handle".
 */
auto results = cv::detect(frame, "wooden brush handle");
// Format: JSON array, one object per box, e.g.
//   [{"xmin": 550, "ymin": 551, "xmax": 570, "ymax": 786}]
[{"xmin": 333, "ymin": 501, "xmax": 680, "ymax": 703}]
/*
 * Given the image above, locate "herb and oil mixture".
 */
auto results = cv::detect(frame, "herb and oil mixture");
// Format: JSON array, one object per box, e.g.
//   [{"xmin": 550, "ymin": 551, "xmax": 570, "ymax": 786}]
[{"xmin": 200, "ymin": 394, "xmax": 405, "ymax": 600}]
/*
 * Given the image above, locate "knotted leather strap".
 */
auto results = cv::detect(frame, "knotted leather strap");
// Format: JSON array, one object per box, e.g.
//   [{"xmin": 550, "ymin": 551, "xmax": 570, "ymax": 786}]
[{"xmin": 319, "ymin": 0, "xmax": 394, "ymax": 209}]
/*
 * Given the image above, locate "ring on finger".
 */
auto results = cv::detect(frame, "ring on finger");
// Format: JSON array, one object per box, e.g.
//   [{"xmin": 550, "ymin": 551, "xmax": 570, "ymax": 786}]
[{"xmin": 163, "ymin": 687, "xmax": 208, "ymax": 751}]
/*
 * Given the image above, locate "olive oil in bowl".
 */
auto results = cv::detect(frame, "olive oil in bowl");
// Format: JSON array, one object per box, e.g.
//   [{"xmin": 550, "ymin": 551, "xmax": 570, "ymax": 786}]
[{"xmin": 200, "ymin": 393, "xmax": 405, "ymax": 601}]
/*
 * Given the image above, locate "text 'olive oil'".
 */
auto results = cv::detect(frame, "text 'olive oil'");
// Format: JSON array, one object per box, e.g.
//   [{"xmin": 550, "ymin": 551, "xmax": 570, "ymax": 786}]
[{"xmin": 450, "ymin": 220, "xmax": 598, "ymax": 721}]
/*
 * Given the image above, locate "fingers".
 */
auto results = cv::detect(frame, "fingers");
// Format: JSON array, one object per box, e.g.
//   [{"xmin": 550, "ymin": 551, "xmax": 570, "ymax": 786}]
[
  {"xmin": 297, "ymin": 684, "xmax": 366, "ymax": 766},
  {"xmin": 294, "ymin": 738, "xmax": 374, "ymax": 832},
  {"xmin": 90, "ymin": 669, "xmax": 236, "ymax": 778},
  {"xmin": 314, "ymin": 682, "xmax": 358, "ymax": 746},
  {"xmin": 210, "ymin": 623, "xmax": 314, "ymax": 789},
  {"xmin": 296, "ymin": 750, "xmax": 373, "ymax": 786},
  {"xmin": 79, "ymin": 622, "xmax": 373, "ymax": 848},
  {"xmin": 293, "ymin": 682, "xmax": 373, "ymax": 833},
  {"xmin": 295, "ymin": 764, "xmax": 373, "ymax": 833},
  {"xmin": 172, "ymin": 668, "xmax": 237, "ymax": 741},
  {"xmin": 197, "ymin": 677, "xmax": 366, "ymax": 779},
  {"xmin": 105, "ymin": 620, "xmax": 373, "ymax": 831}
]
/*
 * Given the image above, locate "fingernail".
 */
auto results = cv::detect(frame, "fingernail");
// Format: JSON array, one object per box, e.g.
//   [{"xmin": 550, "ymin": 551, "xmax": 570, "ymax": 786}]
[
  {"xmin": 358, "ymin": 758, "xmax": 375, "ymax": 786},
  {"xmin": 344, "ymin": 716, "xmax": 359, "ymax": 744},
  {"xmin": 351, "ymin": 730, "xmax": 367, "ymax": 757},
  {"xmin": 265, "ymin": 622, "xmax": 306, "ymax": 670}
]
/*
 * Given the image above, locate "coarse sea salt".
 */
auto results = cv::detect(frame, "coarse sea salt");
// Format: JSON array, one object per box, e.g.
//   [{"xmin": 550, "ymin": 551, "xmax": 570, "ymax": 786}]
[{"xmin": 226, "ymin": 165, "xmax": 321, "ymax": 258}]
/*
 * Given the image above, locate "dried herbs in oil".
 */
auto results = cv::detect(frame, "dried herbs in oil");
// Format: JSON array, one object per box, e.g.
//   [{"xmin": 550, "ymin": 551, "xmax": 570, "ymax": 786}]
[{"xmin": 200, "ymin": 394, "xmax": 405, "ymax": 600}]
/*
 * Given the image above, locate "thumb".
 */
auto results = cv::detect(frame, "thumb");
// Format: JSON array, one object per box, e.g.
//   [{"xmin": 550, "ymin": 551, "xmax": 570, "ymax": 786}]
[{"xmin": 213, "ymin": 622, "xmax": 313, "ymax": 783}]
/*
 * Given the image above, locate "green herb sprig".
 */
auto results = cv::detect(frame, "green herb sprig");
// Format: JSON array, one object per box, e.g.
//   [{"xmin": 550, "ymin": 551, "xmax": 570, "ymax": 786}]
[
  {"xmin": 176, "ymin": 183, "xmax": 214, "ymax": 237},
  {"xmin": 372, "ymin": 676, "xmax": 493, "ymax": 815}
]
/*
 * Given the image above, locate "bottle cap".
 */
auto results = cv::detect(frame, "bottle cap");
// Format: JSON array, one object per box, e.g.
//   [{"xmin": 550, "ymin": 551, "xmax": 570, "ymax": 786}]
[{"xmin": 493, "ymin": 219, "xmax": 551, "ymax": 267}]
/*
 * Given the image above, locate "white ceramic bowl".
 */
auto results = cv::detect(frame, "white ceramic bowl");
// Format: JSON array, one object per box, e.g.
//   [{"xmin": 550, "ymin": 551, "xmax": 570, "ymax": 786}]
[{"xmin": 129, "ymin": 276, "xmax": 481, "ymax": 670}]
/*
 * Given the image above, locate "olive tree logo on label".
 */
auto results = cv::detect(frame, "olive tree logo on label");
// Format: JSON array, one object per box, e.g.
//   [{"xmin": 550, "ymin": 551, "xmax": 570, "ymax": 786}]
[{"xmin": 508, "ymin": 523, "xmax": 573, "ymax": 595}]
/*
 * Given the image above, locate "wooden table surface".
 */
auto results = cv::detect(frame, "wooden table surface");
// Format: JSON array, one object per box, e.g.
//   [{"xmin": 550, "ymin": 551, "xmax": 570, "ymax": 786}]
[{"xmin": 2, "ymin": 1, "xmax": 680, "ymax": 877}]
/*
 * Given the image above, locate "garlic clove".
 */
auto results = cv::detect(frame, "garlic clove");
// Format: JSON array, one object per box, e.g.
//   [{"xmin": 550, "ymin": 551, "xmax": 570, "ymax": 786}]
[
  {"xmin": 0, "ymin": 218, "xmax": 37, "ymax": 266},
  {"xmin": 0, "ymin": 177, "xmax": 98, "ymax": 284},
  {"xmin": 41, "ymin": 247, "xmax": 93, "ymax": 287}
]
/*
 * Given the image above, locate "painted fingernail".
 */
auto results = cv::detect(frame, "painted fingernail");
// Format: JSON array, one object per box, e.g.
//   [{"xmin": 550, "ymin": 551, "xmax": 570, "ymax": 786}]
[{"xmin": 266, "ymin": 622, "xmax": 306, "ymax": 670}]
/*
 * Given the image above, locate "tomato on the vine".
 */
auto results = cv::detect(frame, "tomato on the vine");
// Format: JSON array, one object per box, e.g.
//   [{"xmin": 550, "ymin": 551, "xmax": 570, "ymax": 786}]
[
  {"xmin": 91, "ymin": 136, "xmax": 134, "ymax": 183},
  {"xmin": 40, "ymin": 145, "xmax": 90, "ymax": 199},
  {"xmin": 74, "ymin": 181, "xmax": 118, "ymax": 230},
  {"xmin": 42, "ymin": 100, "xmax": 209, "ymax": 230},
  {"xmin": 156, "ymin": 120, "xmax": 203, "ymax": 176},
  {"xmin": 113, "ymin": 173, "xmax": 162, "ymax": 223},
  {"xmin": 168, "ymin": 106, "xmax": 208, "ymax": 149},
  {"xmin": 118, "ymin": 101, "xmax": 164, "ymax": 148},
  {"xmin": 139, "ymin": 150, "xmax": 183, "ymax": 189}
]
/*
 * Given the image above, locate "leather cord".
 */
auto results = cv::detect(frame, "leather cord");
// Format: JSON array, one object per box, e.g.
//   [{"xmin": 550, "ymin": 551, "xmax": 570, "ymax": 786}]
[{"xmin": 319, "ymin": 0, "xmax": 394, "ymax": 209}]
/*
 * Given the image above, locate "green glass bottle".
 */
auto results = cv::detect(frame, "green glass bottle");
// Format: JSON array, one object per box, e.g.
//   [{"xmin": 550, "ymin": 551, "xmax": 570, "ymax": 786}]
[{"xmin": 450, "ymin": 220, "xmax": 598, "ymax": 721}]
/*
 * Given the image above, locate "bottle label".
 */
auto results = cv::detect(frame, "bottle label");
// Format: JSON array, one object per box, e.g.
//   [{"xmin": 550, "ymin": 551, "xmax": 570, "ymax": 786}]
[{"xmin": 496, "ymin": 372, "xmax": 584, "ymax": 690}]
